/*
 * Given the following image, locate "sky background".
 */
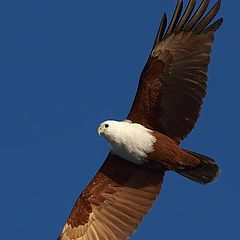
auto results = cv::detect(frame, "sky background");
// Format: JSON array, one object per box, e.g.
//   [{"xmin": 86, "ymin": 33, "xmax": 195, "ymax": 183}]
[{"xmin": 0, "ymin": 0, "xmax": 239, "ymax": 239}]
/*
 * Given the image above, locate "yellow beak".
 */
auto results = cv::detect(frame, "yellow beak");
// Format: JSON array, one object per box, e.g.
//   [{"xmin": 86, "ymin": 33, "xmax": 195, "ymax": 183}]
[{"xmin": 98, "ymin": 126, "xmax": 103, "ymax": 135}]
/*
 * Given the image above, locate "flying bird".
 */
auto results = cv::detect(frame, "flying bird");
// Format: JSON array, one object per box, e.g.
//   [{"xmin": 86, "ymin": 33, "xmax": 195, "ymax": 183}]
[{"xmin": 58, "ymin": 0, "xmax": 223, "ymax": 239}]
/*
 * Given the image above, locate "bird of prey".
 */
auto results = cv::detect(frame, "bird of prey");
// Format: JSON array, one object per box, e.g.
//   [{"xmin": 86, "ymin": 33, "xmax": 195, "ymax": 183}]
[{"xmin": 58, "ymin": 0, "xmax": 223, "ymax": 239}]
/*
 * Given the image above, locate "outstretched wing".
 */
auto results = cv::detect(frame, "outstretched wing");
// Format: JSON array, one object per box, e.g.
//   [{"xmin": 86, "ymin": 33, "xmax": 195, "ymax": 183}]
[
  {"xmin": 127, "ymin": 0, "xmax": 223, "ymax": 144},
  {"xmin": 58, "ymin": 154, "xmax": 164, "ymax": 240}
]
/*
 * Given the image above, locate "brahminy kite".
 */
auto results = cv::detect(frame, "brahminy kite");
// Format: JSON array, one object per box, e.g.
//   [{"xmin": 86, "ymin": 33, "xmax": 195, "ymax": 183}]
[{"xmin": 58, "ymin": 0, "xmax": 223, "ymax": 239}]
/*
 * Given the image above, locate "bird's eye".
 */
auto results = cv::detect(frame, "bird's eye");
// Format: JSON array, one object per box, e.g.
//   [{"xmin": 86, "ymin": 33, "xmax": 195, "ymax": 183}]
[{"xmin": 105, "ymin": 124, "xmax": 109, "ymax": 128}]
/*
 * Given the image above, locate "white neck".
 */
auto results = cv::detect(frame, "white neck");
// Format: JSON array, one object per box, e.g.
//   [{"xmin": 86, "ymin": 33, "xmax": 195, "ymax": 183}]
[{"xmin": 101, "ymin": 121, "xmax": 156, "ymax": 165}]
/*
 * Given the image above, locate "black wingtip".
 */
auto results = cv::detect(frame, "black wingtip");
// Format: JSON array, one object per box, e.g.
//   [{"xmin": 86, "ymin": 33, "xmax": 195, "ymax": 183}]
[
  {"xmin": 203, "ymin": 17, "xmax": 223, "ymax": 33},
  {"xmin": 153, "ymin": 0, "xmax": 223, "ymax": 46},
  {"xmin": 153, "ymin": 12, "xmax": 167, "ymax": 47},
  {"xmin": 176, "ymin": 0, "xmax": 197, "ymax": 32},
  {"xmin": 165, "ymin": 0, "xmax": 183, "ymax": 37},
  {"xmin": 185, "ymin": 0, "xmax": 210, "ymax": 31},
  {"xmin": 193, "ymin": 0, "xmax": 222, "ymax": 33}
]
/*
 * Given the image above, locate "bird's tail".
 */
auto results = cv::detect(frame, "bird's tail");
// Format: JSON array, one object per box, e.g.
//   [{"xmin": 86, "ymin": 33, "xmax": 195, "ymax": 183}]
[{"xmin": 177, "ymin": 149, "xmax": 220, "ymax": 185}]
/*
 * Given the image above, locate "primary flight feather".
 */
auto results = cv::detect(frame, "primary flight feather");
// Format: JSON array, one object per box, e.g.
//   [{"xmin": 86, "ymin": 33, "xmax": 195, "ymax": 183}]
[{"xmin": 58, "ymin": 0, "xmax": 223, "ymax": 239}]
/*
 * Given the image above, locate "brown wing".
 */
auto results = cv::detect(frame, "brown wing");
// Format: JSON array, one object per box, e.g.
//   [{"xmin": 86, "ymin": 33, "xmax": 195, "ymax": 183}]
[
  {"xmin": 127, "ymin": 0, "xmax": 223, "ymax": 144},
  {"xmin": 58, "ymin": 154, "xmax": 164, "ymax": 240}
]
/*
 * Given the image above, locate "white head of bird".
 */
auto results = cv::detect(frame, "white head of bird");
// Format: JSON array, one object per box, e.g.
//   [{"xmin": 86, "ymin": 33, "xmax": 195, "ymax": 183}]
[{"xmin": 98, "ymin": 120, "xmax": 156, "ymax": 165}]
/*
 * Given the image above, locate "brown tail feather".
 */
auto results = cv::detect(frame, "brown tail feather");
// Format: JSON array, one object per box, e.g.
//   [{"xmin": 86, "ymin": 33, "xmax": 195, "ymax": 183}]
[{"xmin": 177, "ymin": 149, "xmax": 220, "ymax": 185}]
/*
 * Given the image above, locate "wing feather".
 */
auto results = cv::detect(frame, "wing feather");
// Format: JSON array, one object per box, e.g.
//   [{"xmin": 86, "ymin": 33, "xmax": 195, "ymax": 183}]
[
  {"xmin": 58, "ymin": 154, "xmax": 164, "ymax": 240},
  {"xmin": 185, "ymin": 0, "xmax": 210, "ymax": 31},
  {"xmin": 176, "ymin": 0, "xmax": 197, "ymax": 31},
  {"xmin": 127, "ymin": 0, "xmax": 222, "ymax": 143},
  {"xmin": 153, "ymin": 13, "xmax": 167, "ymax": 47},
  {"xmin": 165, "ymin": 0, "xmax": 183, "ymax": 37},
  {"xmin": 194, "ymin": 0, "xmax": 221, "ymax": 33},
  {"xmin": 203, "ymin": 18, "xmax": 223, "ymax": 32}
]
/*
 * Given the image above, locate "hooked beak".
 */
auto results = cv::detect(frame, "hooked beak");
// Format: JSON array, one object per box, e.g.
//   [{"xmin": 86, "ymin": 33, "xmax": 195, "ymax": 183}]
[{"xmin": 98, "ymin": 126, "xmax": 103, "ymax": 136}]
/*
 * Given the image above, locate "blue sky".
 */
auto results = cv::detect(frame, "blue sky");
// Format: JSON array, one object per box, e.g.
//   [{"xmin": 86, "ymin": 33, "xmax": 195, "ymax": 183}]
[{"xmin": 0, "ymin": 0, "xmax": 239, "ymax": 239}]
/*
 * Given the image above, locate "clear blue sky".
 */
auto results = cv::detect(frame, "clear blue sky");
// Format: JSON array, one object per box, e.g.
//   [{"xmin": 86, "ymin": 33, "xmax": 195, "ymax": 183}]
[{"xmin": 0, "ymin": 0, "xmax": 238, "ymax": 239}]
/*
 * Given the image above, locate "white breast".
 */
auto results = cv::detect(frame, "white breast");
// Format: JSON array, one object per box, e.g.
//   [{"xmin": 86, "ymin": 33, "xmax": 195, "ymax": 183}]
[{"xmin": 105, "ymin": 122, "xmax": 156, "ymax": 165}]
